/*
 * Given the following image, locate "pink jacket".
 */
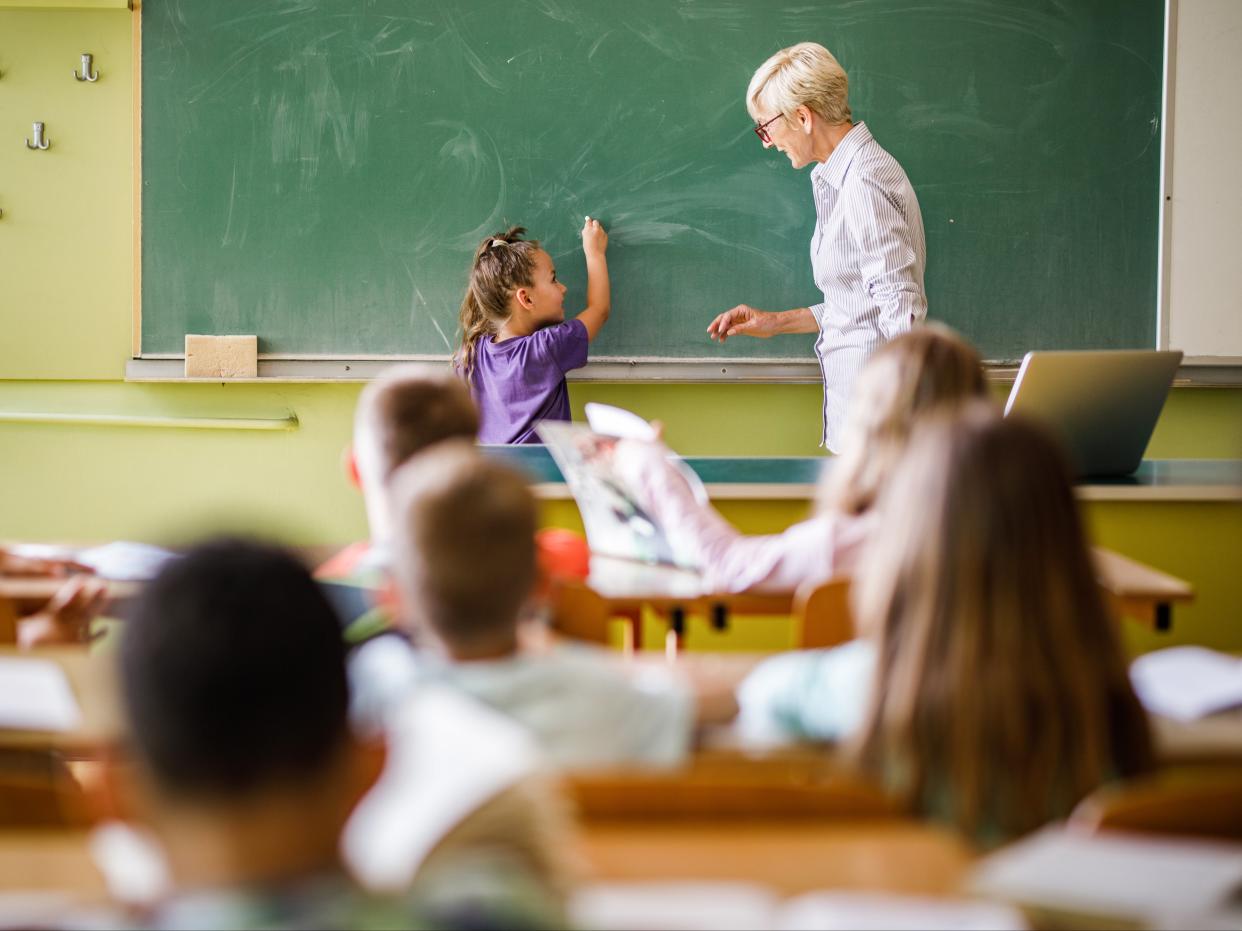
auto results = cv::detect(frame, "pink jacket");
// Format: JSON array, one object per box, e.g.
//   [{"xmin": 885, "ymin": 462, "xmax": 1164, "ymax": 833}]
[{"xmin": 612, "ymin": 441, "xmax": 873, "ymax": 594}]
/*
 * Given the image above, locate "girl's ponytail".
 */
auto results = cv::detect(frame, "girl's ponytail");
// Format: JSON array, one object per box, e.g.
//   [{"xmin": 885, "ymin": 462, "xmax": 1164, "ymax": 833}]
[{"xmin": 453, "ymin": 228, "xmax": 540, "ymax": 385}]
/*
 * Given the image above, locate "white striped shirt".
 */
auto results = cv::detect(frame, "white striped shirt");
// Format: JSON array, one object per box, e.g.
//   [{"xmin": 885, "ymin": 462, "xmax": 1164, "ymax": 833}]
[{"xmin": 808, "ymin": 122, "xmax": 927, "ymax": 451}]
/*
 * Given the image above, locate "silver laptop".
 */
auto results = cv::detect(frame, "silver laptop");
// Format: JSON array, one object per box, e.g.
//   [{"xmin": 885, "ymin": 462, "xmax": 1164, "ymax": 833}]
[{"xmin": 1004, "ymin": 350, "xmax": 1182, "ymax": 477}]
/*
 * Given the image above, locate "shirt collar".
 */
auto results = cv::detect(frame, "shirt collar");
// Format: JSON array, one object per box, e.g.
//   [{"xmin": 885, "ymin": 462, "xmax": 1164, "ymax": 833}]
[{"xmin": 812, "ymin": 121, "xmax": 872, "ymax": 190}]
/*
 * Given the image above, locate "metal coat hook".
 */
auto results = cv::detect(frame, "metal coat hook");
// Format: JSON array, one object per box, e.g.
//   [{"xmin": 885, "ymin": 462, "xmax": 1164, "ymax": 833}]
[
  {"xmin": 26, "ymin": 122, "xmax": 50, "ymax": 150},
  {"xmin": 74, "ymin": 53, "xmax": 99, "ymax": 82}
]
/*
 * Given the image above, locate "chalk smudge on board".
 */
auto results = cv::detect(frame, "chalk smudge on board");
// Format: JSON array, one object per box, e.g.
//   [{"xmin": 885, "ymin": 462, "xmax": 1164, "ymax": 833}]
[
  {"xmin": 426, "ymin": 122, "xmax": 510, "ymax": 250},
  {"xmin": 529, "ymin": 0, "xmax": 581, "ymax": 25},
  {"xmin": 401, "ymin": 265, "xmax": 453, "ymax": 352},
  {"xmin": 442, "ymin": 13, "xmax": 504, "ymax": 91},
  {"xmin": 586, "ymin": 30, "xmax": 614, "ymax": 61},
  {"xmin": 626, "ymin": 21, "xmax": 694, "ymax": 60},
  {"xmin": 221, "ymin": 161, "xmax": 240, "ymax": 247},
  {"xmin": 676, "ymin": 1, "xmax": 750, "ymax": 31}
]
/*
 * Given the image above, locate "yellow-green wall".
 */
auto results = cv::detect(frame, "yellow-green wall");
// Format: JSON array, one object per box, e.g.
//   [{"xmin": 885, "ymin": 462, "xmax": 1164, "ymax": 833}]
[{"xmin": 2, "ymin": 9, "xmax": 1239, "ymax": 652}]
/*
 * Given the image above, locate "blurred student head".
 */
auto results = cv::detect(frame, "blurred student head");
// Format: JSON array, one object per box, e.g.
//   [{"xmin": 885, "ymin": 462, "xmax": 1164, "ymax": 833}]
[
  {"xmin": 119, "ymin": 538, "xmax": 383, "ymax": 882},
  {"xmin": 851, "ymin": 405, "xmax": 1153, "ymax": 842},
  {"xmin": 823, "ymin": 323, "xmax": 988, "ymax": 516},
  {"xmin": 351, "ymin": 368, "xmax": 479, "ymax": 543},
  {"xmin": 388, "ymin": 441, "xmax": 538, "ymax": 660}
]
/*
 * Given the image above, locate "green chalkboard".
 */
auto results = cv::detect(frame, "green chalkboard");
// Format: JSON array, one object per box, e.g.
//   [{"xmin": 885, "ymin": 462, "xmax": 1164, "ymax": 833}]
[{"xmin": 141, "ymin": 0, "xmax": 1162, "ymax": 363}]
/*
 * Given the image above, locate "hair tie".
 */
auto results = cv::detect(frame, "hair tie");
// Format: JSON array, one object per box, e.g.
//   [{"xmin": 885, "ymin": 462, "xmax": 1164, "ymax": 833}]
[{"xmin": 488, "ymin": 238, "xmax": 508, "ymax": 250}]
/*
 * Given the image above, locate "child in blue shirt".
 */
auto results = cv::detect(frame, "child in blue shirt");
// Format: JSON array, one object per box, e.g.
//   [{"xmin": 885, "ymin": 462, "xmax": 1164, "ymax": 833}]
[{"xmin": 454, "ymin": 218, "xmax": 610, "ymax": 444}]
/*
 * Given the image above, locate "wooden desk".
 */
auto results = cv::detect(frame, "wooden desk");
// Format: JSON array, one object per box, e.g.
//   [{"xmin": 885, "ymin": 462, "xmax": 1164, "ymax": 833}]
[
  {"xmin": 1149, "ymin": 709, "xmax": 1242, "ymax": 766},
  {"xmin": 0, "ymin": 578, "xmax": 139, "ymax": 606},
  {"xmin": 0, "ymin": 576, "xmax": 139, "ymax": 648},
  {"xmin": 0, "ymin": 648, "xmax": 120, "ymax": 754},
  {"xmin": 1093, "ymin": 547, "xmax": 1194, "ymax": 632},
  {"xmin": 2, "ymin": 644, "xmax": 1236, "ymax": 774},
  {"xmin": 0, "ymin": 829, "xmax": 105, "ymax": 896},
  {"xmin": 492, "ymin": 446, "xmax": 1242, "ymax": 653},
  {"xmin": 576, "ymin": 820, "xmax": 973, "ymax": 897},
  {"xmin": 0, "ymin": 821, "xmax": 969, "ymax": 909},
  {"xmin": 564, "ymin": 547, "xmax": 1194, "ymax": 646},
  {"xmin": 487, "ymin": 447, "xmax": 1242, "ymax": 504}
]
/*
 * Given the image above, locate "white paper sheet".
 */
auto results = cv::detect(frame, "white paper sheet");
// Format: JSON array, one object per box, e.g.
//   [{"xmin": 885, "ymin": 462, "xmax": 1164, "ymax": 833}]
[
  {"xmin": 1130, "ymin": 646, "xmax": 1242, "ymax": 721},
  {"xmin": 0, "ymin": 657, "xmax": 82, "ymax": 732},
  {"xmin": 969, "ymin": 826, "xmax": 1242, "ymax": 924},
  {"xmin": 584, "ymin": 402, "xmax": 659, "ymax": 440},
  {"xmin": 7, "ymin": 541, "xmax": 176, "ymax": 581},
  {"xmin": 583, "ymin": 402, "xmax": 710, "ymax": 505},
  {"xmin": 778, "ymin": 891, "xmax": 1026, "ymax": 930},
  {"xmin": 75, "ymin": 542, "xmax": 177, "ymax": 582}
]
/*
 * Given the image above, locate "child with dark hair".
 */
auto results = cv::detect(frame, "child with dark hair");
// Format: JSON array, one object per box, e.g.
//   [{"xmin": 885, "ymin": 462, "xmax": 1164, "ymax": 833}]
[{"xmin": 117, "ymin": 538, "xmax": 562, "ymax": 929}]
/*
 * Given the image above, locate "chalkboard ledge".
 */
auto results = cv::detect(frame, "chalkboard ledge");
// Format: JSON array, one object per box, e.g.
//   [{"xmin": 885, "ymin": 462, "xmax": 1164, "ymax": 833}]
[
  {"xmin": 126, "ymin": 357, "xmax": 832, "ymax": 384},
  {"xmin": 124, "ymin": 357, "xmax": 1242, "ymax": 386}
]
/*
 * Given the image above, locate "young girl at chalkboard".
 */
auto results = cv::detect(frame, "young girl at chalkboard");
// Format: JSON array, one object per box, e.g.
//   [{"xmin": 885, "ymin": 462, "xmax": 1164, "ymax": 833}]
[{"xmin": 454, "ymin": 218, "xmax": 610, "ymax": 444}]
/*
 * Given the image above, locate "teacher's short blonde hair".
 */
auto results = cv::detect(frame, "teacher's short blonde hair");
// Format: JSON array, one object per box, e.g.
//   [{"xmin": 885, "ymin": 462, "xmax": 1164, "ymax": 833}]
[{"xmin": 747, "ymin": 42, "xmax": 852, "ymax": 125}]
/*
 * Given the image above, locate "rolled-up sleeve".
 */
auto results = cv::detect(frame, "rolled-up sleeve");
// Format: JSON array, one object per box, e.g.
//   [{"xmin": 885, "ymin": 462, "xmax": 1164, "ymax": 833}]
[{"xmin": 842, "ymin": 175, "xmax": 928, "ymax": 340}]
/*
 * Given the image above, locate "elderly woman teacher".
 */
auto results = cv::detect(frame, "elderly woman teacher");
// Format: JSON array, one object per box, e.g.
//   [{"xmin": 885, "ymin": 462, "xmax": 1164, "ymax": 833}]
[{"xmin": 707, "ymin": 43, "xmax": 928, "ymax": 452}]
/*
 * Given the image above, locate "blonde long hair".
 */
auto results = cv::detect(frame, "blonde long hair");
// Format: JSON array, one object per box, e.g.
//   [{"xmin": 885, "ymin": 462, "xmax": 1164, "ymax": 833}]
[
  {"xmin": 822, "ymin": 323, "xmax": 988, "ymax": 517},
  {"xmin": 851, "ymin": 405, "xmax": 1153, "ymax": 842},
  {"xmin": 454, "ymin": 227, "xmax": 540, "ymax": 385}
]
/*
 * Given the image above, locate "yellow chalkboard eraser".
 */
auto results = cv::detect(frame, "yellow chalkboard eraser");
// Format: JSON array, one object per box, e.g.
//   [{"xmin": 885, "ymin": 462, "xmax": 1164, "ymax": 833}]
[{"xmin": 184, "ymin": 335, "xmax": 258, "ymax": 378}]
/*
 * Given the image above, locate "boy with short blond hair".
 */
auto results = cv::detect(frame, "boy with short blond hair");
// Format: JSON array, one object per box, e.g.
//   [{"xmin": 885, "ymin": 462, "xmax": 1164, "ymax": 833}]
[
  {"xmin": 388, "ymin": 441, "xmax": 696, "ymax": 768},
  {"xmin": 316, "ymin": 368, "xmax": 479, "ymax": 625}
]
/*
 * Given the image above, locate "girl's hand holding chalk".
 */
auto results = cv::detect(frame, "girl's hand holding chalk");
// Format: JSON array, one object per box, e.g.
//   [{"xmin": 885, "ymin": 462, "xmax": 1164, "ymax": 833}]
[{"xmin": 581, "ymin": 215, "xmax": 608, "ymax": 257}]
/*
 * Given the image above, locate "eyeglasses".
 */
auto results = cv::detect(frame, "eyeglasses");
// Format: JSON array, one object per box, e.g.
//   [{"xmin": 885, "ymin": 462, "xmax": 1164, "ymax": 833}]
[{"xmin": 753, "ymin": 113, "xmax": 784, "ymax": 144}]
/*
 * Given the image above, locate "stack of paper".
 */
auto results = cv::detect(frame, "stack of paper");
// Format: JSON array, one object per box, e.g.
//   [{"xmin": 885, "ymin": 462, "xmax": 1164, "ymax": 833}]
[
  {"xmin": 7, "ymin": 541, "xmax": 176, "ymax": 582},
  {"xmin": 1130, "ymin": 646, "xmax": 1242, "ymax": 720},
  {"xmin": 970, "ymin": 826, "xmax": 1242, "ymax": 927},
  {"xmin": 0, "ymin": 657, "xmax": 82, "ymax": 732}
]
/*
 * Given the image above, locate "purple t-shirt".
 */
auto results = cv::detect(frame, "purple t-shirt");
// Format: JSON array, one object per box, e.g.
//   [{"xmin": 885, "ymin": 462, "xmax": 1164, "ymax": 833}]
[{"xmin": 471, "ymin": 318, "xmax": 590, "ymax": 444}]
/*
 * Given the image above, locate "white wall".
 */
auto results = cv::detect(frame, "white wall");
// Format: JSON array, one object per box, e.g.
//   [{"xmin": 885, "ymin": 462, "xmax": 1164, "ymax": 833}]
[{"xmin": 1165, "ymin": 0, "xmax": 1242, "ymax": 361}]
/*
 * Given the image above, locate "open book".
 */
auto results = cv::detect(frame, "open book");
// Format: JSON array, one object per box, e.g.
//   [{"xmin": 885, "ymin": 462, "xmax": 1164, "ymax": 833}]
[{"xmin": 536, "ymin": 404, "xmax": 706, "ymax": 569}]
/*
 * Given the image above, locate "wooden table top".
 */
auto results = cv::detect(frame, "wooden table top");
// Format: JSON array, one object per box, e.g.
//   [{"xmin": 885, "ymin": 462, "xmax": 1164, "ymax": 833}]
[{"xmin": 575, "ymin": 819, "xmax": 974, "ymax": 897}]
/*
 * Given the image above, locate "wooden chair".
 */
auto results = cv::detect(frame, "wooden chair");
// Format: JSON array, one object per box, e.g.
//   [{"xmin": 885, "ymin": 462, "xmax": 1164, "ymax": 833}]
[
  {"xmin": 1069, "ymin": 768, "xmax": 1242, "ymax": 841},
  {"xmin": 792, "ymin": 576, "xmax": 853, "ymax": 649},
  {"xmin": 546, "ymin": 580, "xmax": 613, "ymax": 645}
]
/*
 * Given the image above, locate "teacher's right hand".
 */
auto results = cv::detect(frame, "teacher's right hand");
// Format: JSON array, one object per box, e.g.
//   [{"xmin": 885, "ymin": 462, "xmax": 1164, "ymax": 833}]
[{"xmin": 707, "ymin": 304, "xmax": 778, "ymax": 342}]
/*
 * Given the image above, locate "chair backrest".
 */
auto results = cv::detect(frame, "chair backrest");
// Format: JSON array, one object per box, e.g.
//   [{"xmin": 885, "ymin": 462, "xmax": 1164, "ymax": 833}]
[
  {"xmin": 1069, "ymin": 768, "xmax": 1242, "ymax": 841},
  {"xmin": 793, "ymin": 576, "xmax": 854, "ymax": 649},
  {"xmin": 0, "ymin": 597, "xmax": 15, "ymax": 645},
  {"xmin": 547, "ymin": 580, "xmax": 612, "ymax": 644}
]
